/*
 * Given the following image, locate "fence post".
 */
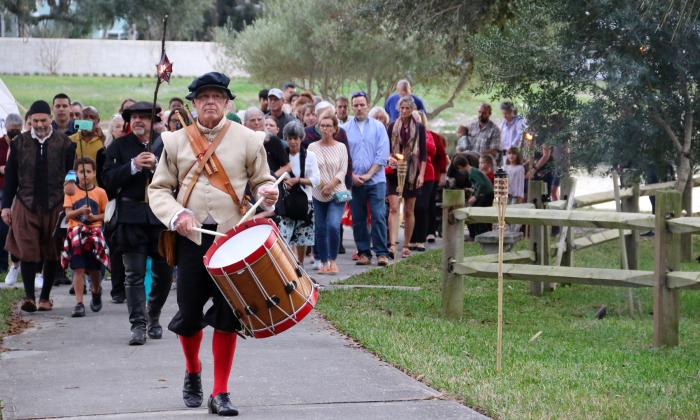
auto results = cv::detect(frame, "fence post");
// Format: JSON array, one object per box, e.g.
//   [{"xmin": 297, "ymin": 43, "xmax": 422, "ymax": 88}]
[
  {"xmin": 621, "ymin": 183, "xmax": 639, "ymax": 270},
  {"xmin": 653, "ymin": 190, "xmax": 680, "ymax": 348},
  {"xmin": 527, "ymin": 180, "xmax": 545, "ymax": 296},
  {"xmin": 681, "ymin": 178, "xmax": 693, "ymax": 262},
  {"xmin": 442, "ymin": 189, "xmax": 465, "ymax": 319},
  {"xmin": 560, "ymin": 177, "xmax": 575, "ymax": 268}
]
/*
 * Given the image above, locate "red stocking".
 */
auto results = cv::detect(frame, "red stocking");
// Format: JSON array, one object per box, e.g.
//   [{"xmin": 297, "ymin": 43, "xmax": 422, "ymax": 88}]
[
  {"xmin": 179, "ymin": 330, "xmax": 204, "ymax": 374},
  {"xmin": 211, "ymin": 330, "xmax": 237, "ymax": 396}
]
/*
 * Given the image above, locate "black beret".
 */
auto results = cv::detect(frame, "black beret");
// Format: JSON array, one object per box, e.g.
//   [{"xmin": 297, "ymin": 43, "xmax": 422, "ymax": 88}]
[
  {"xmin": 27, "ymin": 100, "xmax": 51, "ymax": 116},
  {"xmin": 121, "ymin": 101, "xmax": 162, "ymax": 122},
  {"xmin": 186, "ymin": 72, "xmax": 235, "ymax": 101}
]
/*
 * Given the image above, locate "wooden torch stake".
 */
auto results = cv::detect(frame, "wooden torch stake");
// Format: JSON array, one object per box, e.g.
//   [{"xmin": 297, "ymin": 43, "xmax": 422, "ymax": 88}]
[
  {"xmin": 495, "ymin": 169, "xmax": 508, "ymax": 373},
  {"xmin": 394, "ymin": 157, "xmax": 407, "ymax": 278}
]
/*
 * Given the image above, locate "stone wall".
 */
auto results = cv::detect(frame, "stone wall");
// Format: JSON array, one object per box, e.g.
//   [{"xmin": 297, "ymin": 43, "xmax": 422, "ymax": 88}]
[{"xmin": 0, "ymin": 37, "xmax": 244, "ymax": 77}]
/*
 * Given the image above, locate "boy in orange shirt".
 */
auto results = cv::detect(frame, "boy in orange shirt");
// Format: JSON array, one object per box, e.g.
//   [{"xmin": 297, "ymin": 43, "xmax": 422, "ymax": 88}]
[{"xmin": 62, "ymin": 157, "xmax": 109, "ymax": 317}]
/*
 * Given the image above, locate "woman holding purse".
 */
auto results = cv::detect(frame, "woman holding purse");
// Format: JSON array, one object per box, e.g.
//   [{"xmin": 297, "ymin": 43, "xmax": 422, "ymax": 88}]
[
  {"xmin": 278, "ymin": 121, "xmax": 320, "ymax": 264},
  {"xmin": 308, "ymin": 112, "xmax": 349, "ymax": 275}
]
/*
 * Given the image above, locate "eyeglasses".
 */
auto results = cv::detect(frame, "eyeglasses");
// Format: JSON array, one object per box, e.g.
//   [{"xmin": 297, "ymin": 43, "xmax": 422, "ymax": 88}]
[{"xmin": 351, "ymin": 91, "xmax": 367, "ymax": 99}]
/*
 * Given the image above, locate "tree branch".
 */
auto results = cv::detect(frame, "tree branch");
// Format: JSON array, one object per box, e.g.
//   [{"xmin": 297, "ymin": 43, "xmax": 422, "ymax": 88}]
[
  {"xmin": 427, "ymin": 63, "xmax": 472, "ymax": 119},
  {"xmin": 650, "ymin": 112, "xmax": 683, "ymax": 153}
]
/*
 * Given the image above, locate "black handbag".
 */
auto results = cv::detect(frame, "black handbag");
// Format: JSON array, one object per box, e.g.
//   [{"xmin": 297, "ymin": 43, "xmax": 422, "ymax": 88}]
[{"xmin": 279, "ymin": 149, "xmax": 310, "ymax": 221}]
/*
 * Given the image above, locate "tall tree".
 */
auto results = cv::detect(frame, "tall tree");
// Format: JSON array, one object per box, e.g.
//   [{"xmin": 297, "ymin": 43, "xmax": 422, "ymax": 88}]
[
  {"xmin": 363, "ymin": 0, "xmax": 513, "ymax": 117},
  {"xmin": 473, "ymin": 0, "xmax": 699, "ymax": 195},
  {"xmin": 218, "ymin": 0, "xmax": 445, "ymax": 105}
]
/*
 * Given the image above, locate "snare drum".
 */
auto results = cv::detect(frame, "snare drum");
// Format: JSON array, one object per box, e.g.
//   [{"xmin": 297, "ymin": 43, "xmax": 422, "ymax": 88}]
[{"xmin": 203, "ymin": 218, "xmax": 318, "ymax": 338}]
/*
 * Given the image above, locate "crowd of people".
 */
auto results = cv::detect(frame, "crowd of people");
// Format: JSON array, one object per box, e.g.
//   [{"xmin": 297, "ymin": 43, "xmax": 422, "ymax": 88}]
[
  {"xmin": 0, "ymin": 72, "xmax": 564, "ymax": 416},
  {"xmin": 0, "ymin": 76, "xmax": 557, "ymax": 334}
]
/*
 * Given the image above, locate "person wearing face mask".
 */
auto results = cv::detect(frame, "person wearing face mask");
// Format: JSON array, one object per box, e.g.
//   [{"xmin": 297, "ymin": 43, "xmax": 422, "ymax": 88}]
[
  {"xmin": 102, "ymin": 101, "xmax": 173, "ymax": 346},
  {"xmin": 1, "ymin": 101, "xmax": 76, "ymax": 312}
]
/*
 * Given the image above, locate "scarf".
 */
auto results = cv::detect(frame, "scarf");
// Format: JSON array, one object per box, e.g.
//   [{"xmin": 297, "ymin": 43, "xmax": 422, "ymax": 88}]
[{"xmin": 391, "ymin": 117, "xmax": 421, "ymax": 188}]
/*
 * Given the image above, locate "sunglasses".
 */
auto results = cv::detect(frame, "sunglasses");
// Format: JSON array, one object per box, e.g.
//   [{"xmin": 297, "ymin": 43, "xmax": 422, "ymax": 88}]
[{"xmin": 351, "ymin": 91, "xmax": 367, "ymax": 99}]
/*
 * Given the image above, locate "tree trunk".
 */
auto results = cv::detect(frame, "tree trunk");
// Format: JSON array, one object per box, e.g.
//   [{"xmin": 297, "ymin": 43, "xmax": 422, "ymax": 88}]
[{"xmin": 426, "ymin": 61, "xmax": 472, "ymax": 119}]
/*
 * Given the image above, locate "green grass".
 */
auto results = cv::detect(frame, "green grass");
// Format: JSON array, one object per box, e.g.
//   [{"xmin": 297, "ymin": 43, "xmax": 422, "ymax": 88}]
[
  {"xmin": 0, "ymin": 287, "xmax": 23, "ymax": 337},
  {"xmin": 2, "ymin": 75, "xmax": 263, "ymax": 118},
  {"xmin": 1, "ymin": 75, "xmax": 486, "ymax": 133},
  {"xmin": 317, "ymin": 237, "xmax": 700, "ymax": 419}
]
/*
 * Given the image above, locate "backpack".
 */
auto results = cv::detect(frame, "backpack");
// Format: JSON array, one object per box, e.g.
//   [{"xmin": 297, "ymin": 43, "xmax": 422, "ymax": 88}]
[{"xmin": 279, "ymin": 149, "xmax": 310, "ymax": 221}]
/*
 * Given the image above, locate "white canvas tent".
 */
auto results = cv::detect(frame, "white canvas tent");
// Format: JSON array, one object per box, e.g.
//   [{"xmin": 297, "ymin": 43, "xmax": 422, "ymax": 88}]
[{"xmin": 0, "ymin": 78, "xmax": 20, "ymax": 137}]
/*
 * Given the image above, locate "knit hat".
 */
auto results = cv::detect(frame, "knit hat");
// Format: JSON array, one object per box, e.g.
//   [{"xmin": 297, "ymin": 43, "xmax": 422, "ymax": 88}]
[{"xmin": 28, "ymin": 100, "xmax": 51, "ymax": 116}]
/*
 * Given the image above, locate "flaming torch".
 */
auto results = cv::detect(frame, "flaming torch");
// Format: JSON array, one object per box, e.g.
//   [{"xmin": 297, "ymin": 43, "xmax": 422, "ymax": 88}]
[
  {"xmin": 523, "ymin": 131, "xmax": 535, "ymax": 171},
  {"xmin": 494, "ymin": 168, "xmax": 509, "ymax": 373},
  {"xmin": 395, "ymin": 153, "xmax": 407, "ymax": 195},
  {"xmin": 392, "ymin": 153, "xmax": 406, "ymax": 276}
]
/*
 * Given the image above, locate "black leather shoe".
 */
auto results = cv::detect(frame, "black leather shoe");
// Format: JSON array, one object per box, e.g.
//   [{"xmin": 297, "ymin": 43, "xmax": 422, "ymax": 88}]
[
  {"xmin": 183, "ymin": 371, "xmax": 203, "ymax": 408},
  {"xmin": 128, "ymin": 329, "xmax": 146, "ymax": 345},
  {"xmin": 147, "ymin": 324, "xmax": 163, "ymax": 339},
  {"xmin": 111, "ymin": 295, "xmax": 126, "ymax": 304},
  {"xmin": 208, "ymin": 393, "xmax": 238, "ymax": 416},
  {"xmin": 147, "ymin": 311, "xmax": 163, "ymax": 339},
  {"xmin": 71, "ymin": 303, "xmax": 85, "ymax": 318},
  {"xmin": 90, "ymin": 293, "xmax": 102, "ymax": 312}
]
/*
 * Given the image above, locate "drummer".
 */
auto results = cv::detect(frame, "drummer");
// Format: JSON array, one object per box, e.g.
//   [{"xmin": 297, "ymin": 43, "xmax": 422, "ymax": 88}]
[{"xmin": 149, "ymin": 72, "xmax": 277, "ymax": 417}]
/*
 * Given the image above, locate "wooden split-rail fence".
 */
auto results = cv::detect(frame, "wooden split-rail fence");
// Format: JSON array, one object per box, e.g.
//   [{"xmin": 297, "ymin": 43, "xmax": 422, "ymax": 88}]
[{"xmin": 441, "ymin": 176, "xmax": 700, "ymax": 348}]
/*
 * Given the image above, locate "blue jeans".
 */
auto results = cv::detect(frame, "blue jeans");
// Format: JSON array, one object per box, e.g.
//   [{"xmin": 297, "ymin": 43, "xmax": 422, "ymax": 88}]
[
  {"xmin": 350, "ymin": 182, "xmax": 389, "ymax": 257},
  {"xmin": 313, "ymin": 199, "xmax": 344, "ymax": 262}
]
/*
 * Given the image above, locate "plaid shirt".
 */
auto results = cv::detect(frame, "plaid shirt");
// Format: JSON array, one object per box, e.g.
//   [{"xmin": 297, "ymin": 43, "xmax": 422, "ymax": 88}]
[
  {"xmin": 467, "ymin": 120, "xmax": 501, "ymax": 155},
  {"xmin": 61, "ymin": 225, "xmax": 110, "ymax": 270}
]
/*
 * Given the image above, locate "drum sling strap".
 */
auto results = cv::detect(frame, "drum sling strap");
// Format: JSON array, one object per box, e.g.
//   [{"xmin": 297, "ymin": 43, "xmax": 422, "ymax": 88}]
[
  {"xmin": 182, "ymin": 121, "xmax": 248, "ymax": 214},
  {"xmin": 158, "ymin": 121, "xmax": 244, "ymax": 266}
]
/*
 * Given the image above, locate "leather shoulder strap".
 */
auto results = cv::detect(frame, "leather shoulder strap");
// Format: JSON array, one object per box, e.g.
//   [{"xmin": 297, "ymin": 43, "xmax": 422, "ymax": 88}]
[{"xmin": 180, "ymin": 121, "xmax": 232, "ymax": 207}]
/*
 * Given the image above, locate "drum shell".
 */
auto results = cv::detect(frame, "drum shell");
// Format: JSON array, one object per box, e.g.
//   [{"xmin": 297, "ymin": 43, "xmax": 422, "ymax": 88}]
[{"xmin": 204, "ymin": 219, "xmax": 318, "ymax": 338}]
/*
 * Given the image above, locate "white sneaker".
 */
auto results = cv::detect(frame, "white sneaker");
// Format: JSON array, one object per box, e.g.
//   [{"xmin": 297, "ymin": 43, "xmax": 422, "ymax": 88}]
[
  {"xmin": 35, "ymin": 273, "xmax": 44, "ymax": 289},
  {"xmin": 4, "ymin": 265, "xmax": 19, "ymax": 286},
  {"xmin": 313, "ymin": 261, "xmax": 322, "ymax": 271}
]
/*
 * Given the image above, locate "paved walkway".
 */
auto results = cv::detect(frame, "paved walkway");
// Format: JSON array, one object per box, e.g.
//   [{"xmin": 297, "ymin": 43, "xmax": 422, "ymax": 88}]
[{"xmin": 0, "ymin": 228, "xmax": 485, "ymax": 419}]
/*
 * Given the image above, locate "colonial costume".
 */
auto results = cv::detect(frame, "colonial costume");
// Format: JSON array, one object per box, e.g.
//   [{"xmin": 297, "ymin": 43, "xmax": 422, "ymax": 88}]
[
  {"xmin": 148, "ymin": 72, "xmax": 275, "ymax": 416},
  {"xmin": 2, "ymin": 100, "xmax": 75, "ymax": 312},
  {"xmin": 102, "ymin": 101, "xmax": 172, "ymax": 345}
]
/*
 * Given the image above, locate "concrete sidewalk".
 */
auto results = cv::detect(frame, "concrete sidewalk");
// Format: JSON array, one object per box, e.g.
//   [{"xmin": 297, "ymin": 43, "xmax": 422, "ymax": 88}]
[{"xmin": 0, "ymin": 229, "xmax": 486, "ymax": 419}]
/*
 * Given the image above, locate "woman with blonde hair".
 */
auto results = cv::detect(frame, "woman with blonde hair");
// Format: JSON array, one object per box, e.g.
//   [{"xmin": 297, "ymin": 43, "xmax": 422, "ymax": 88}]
[
  {"xmin": 369, "ymin": 106, "xmax": 390, "ymax": 128},
  {"xmin": 386, "ymin": 96, "xmax": 426, "ymax": 258}
]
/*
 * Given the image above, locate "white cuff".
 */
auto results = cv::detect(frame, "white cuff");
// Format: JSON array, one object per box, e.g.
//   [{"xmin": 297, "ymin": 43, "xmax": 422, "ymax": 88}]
[
  {"xmin": 130, "ymin": 158, "xmax": 141, "ymax": 175},
  {"xmin": 170, "ymin": 208, "xmax": 194, "ymax": 230}
]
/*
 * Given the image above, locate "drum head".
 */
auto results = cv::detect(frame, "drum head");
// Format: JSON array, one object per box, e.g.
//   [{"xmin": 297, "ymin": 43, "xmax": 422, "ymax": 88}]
[{"xmin": 204, "ymin": 218, "xmax": 279, "ymax": 274}]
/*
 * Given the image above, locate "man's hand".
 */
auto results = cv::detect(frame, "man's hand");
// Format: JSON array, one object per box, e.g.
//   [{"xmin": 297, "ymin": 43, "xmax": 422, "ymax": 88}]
[
  {"xmin": 1, "ymin": 208, "xmax": 11, "ymax": 225},
  {"xmin": 259, "ymin": 185, "xmax": 279, "ymax": 208},
  {"xmin": 174, "ymin": 211, "xmax": 197, "ymax": 236},
  {"xmin": 352, "ymin": 174, "xmax": 365, "ymax": 186},
  {"xmin": 79, "ymin": 205, "xmax": 91, "ymax": 215},
  {"xmin": 388, "ymin": 156, "xmax": 398, "ymax": 168},
  {"xmin": 438, "ymin": 173, "xmax": 447, "ymax": 188},
  {"xmin": 134, "ymin": 152, "xmax": 158, "ymax": 171},
  {"xmin": 467, "ymin": 196, "xmax": 477, "ymax": 206},
  {"xmin": 284, "ymin": 177, "xmax": 299, "ymax": 188}
]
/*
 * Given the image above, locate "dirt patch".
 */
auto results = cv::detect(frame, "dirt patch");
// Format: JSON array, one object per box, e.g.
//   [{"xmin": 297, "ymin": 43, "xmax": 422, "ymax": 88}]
[{"xmin": 0, "ymin": 303, "xmax": 32, "ymax": 352}]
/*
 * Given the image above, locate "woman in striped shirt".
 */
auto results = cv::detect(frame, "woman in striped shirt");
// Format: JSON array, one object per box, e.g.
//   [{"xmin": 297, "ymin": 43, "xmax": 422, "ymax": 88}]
[{"xmin": 308, "ymin": 113, "xmax": 349, "ymax": 275}]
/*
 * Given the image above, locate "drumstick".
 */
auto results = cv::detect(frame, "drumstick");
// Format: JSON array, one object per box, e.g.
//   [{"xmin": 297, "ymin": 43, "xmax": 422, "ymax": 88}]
[
  {"xmin": 192, "ymin": 227, "xmax": 227, "ymax": 238},
  {"xmin": 236, "ymin": 173, "xmax": 289, "ymax": 227}
]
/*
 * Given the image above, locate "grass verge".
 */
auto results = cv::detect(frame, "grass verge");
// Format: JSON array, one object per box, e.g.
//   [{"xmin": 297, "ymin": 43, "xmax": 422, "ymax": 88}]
[
  {"xmin": 0, "ymin": 287, "xmax": 23, "ymax": 338},
  {"xmin": 317, "ymin": 237, "xmax": 700, "ymax": 419}
]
